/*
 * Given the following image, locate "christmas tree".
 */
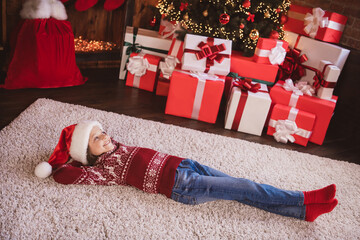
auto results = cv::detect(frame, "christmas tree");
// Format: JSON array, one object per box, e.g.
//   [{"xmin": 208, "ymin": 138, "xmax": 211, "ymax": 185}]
[{"xmin": 157, "ymin": 0, "xmax": 290, "ymax": 56}]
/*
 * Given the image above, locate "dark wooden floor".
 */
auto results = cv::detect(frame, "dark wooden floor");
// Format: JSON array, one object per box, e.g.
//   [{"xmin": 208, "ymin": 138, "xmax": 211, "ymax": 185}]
[{"xmin": 1, "ymin": 55, "xmax": 359, "ymax": 165}]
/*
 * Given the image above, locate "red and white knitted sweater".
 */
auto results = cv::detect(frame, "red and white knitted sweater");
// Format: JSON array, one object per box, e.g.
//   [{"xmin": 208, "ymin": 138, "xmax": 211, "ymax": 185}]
[{"xmin": 53, "ymin": 140, "xmax": 184, "ymax": 198}]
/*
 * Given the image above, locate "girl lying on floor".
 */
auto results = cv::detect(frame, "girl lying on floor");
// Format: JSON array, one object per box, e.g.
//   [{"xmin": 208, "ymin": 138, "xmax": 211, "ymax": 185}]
[{"xmin": 35, "ymin": 121, "xmax": 337, "ymax": 222}]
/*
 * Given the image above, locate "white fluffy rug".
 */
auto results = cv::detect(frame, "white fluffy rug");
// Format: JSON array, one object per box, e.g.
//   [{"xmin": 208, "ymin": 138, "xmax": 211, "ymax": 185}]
[{"xmin": 1, "ymin": 98, "xmax": 359, "ymax": 239}]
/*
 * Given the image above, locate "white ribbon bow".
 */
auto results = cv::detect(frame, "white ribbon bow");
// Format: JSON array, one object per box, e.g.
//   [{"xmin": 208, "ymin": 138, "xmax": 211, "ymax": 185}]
[
  {"xmin": 295, "ymin": 81, "xmax": 315, "ymax": 96},
  {"xmin": 160, "ymin": 19, "xmax": 183, "ymax": 39},
  {"xmin": 164, "ymin": 55, "xmax": 180, "ymax": 69},
  {"xmin": 283, "ymin": 79, "xmax": 304, "ymax": 96},
  {"xmin": 304, "ymin": 8, "xmax": 329, "ymax": 38},
  {"xmin": 269, "ymin": 43, "xmax": 287, "ymax": 65},
  {"xmin": 159, "ymin": 56, "xmax": 180, "ymax": 79},
  {"xmin": 126, "ymin": 55, "xmax": 149, "ymax": 77},
  {"xmin": 273, "ymin": 119, "xmax": 298, "ymax": 144},
  {"xmin": 189, "ymin": 71, "xmax": 221, "ymax": 82},
  {"xmin": 283, "ymin": 79, "xmax": 315, "ymax": 96}
]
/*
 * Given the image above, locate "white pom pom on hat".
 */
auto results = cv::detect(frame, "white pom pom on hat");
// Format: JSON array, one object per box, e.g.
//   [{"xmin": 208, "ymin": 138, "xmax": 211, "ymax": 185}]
[
  {"xmin": 34, "ymin": 161, "xmax": 53, "ymax": 179},
  {"xmin": 34, "ymin": 120, "xmax": 102, "ymax": 178}
]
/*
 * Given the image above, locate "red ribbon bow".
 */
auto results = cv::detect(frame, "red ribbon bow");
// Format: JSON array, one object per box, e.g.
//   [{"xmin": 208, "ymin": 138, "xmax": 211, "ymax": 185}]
[
  {"xmin": 312, "ymin": 63, "xmax": 337, "ymax": 93},
  {"xmin": 185, "ymin": 37, "xmax": 229, "ymax": 73},
  {"xmin": 233, "ymin": 78, "xmax": 261, "ymax": 93},
  {"xmin": 196, "ymin": 40, "xmax": 226, "ymax": 62},
  {"xmin": 279, "ymin": 48, "xmax": 308, "ymax": 81}
]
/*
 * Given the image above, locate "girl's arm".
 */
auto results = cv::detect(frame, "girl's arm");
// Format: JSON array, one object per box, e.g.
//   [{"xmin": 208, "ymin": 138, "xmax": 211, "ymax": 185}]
[{"xmin": 53, "ymin": 161, "xmax": 115, "ymax": 185}]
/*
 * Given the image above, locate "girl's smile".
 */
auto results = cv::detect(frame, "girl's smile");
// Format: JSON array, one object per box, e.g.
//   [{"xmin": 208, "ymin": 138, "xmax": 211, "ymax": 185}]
[{"xmin": 88, "ymin": 126, "xmax": 115, "ymax": 156}]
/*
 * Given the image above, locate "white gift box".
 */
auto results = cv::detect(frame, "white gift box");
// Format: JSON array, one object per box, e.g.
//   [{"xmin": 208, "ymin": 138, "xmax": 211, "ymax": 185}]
[
  {"xmin": 182, "ymin": 34, "xmax": 232, "ymax": 76},
  {"xmin": 224, "ymin": 83, "xmax": 271, "ymax": 136},
  {"xmin": 316, "ymin": 60, "xmax": 341, "ymax": 100},
  {"xmin": 119, "ymin": 26, "xmax": 172, "ymax": 80},
  {"xmin": 284, "ymin": 31, "xmax": 349, "ymax": 84}
]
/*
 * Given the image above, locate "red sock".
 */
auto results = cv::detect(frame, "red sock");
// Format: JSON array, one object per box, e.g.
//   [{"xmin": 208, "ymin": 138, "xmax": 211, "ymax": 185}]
[
  {"xmin": 303, "ymin": 184, "xmax": 336, "ymax": 204},
  {"xmin": 75, "ymin": 0, "xmax": 98, "ymax": 11},
  {"xmin": 305, "ymin": 199, "xmax": 338, "ymax": 222},
  {"xmin": 104, "ymin": 0, "xmax": 125, "ymax": 11}
]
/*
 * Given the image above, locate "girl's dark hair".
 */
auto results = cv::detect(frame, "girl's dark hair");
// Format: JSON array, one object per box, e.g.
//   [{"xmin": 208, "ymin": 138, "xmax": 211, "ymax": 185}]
[{"xmin": 86, "ymin": 147, "xmax": 99, "ymax": 166}]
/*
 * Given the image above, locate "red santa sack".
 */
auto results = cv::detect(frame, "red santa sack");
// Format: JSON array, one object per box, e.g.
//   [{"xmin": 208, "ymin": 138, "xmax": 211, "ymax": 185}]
[{"xmin": 2, "ymin": 18, "xmax": 86, "ymax": 89}]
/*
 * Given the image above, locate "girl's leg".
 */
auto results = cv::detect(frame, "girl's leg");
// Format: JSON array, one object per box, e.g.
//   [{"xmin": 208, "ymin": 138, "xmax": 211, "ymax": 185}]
[
  {"xmin": 171, "ymin": 159, "xmax": 305, "ymax": 219},
  {"xmin": 240, "ymin": 199, "xmax": 306, "ymax": 219},
  {"xmin": 189, "ymin": 159, "xmax": 337, "ymax": 205}
]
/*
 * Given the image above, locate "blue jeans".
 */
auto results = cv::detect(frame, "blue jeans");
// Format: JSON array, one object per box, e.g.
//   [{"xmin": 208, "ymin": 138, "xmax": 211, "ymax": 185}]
[{"xmin": 171, "ymin": 159, "xmax": 306, "ymax": 220}]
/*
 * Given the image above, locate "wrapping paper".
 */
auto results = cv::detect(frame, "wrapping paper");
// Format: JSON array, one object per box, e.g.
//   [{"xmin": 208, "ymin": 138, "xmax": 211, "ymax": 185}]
[
  {"xmin": 315, "ymin": 60, "xmax": 341, "ymax": 100},
  {"xmin": 119, "ymin": 26, "xmax": 172, "ymax": 80},
  {"xmin": 284, "ymin": 5, "xmax": 347, "ymax": 43},
  {"xmin": 253, "ymin": 38, "xmax": 289, "ymax": 65},
  {"xmin": 165, "ymin": 70, "xmax": 225, "ymax": 123},
  {"xmin": 231, "ymin": 51, "xmax": 279, "ymax": 84},
  {"xmin": 182, "ymin": 34, "xmax": 232, "ymax": 76},
  {"xmin": 223, "ymin": 75, "xmax": 234, "ymax": 101},
  {"xmin": 155, "ymin": 73, "xmax": 170, "ymax": 96},
  {"xmin": 283, "ymin": 31, "xmax": 350, "ymax": 84},
  {"xmin": 270, "ymin": 80, "xmax": 337, "ymax": 145},
  {"xmin": 168, "ymin": 38, "xmax": 184, "ymax": 68},
  {"xmin": 267, "ymin": 104, "xmax": 316, "ymax": 146},
  {"xmin": 125, "ymin": 53, "xmax": 162, "ymax": 92},
  {"xmin": 225, "ymin": 82, "xmax": 271, "ymax": 136}
]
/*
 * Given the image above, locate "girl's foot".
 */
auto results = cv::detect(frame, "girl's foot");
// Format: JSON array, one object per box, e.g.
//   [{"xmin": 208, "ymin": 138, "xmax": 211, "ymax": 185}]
[
  {"xmin": 305, "ymin": 198, "xmax": 338, "ymax": 222},
  {"xmin": 303, "ymin": 184, "xmax": 336, "ymax": 204}
]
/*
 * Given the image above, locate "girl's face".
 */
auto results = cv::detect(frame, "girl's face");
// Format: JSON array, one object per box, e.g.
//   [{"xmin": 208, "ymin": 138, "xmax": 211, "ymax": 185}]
[{"xmin": 88, "ymin": 126, "xmax": 114, "ymax": 156}]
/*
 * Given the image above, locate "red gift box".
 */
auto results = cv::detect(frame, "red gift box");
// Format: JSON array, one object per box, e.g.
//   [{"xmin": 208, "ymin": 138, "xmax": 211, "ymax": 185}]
[
  {"xmin": 270, "ymin": 80, "xmax": 337, "ymax": 145},
  {"xmin": 230, "ymin": 50, "xmax": 278, "ymax": 84},
  {"xmin": 165, "ymin": 70, "xmax": 225, "ymax": 123},
  {"xmin": 126, "ymin": 53, "xmax": 162, "ymax": 92},
  {"xmin": 284, "ymin": 5, "xmax": 347, "ymax": 44},
  {"xmin": 155, "ymin": 74, "xmax": 170, "ymax": 96},
  {"xmin": 253, "ymin": 38, "xmax": 289, "ymax": 65},
  {"xmin": 267, "ymin": 104, "xmax": 316, "ymax": 146},
  {"xmin": 168, "ymin": 39, "xmax": 184, "ymax": 69}
]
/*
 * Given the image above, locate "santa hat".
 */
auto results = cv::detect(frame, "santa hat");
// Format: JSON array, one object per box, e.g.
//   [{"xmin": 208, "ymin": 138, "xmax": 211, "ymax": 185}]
[{"xmin": 34, "ymin": 120, "xmax": 102, "ymax": 178}]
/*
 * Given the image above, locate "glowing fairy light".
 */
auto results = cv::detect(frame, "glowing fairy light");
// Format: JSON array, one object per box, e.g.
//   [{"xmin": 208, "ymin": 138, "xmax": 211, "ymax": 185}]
[
  {"xmin": 74, "ymin": 36, "xmax": 119, "ymax": 53},
  {"xmin": 156, "ymin": 0, "xmax": 290, "ymax": 52}
]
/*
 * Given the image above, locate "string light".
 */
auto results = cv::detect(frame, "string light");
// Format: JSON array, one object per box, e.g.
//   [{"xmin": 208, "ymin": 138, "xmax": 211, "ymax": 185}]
[
  {"xmin": 157, "ymin": 0, "xmax": 290, "ymax": 53},
  {"xmin": 74, "ymin": 36, "xmax": 119, "ymax": 53}
]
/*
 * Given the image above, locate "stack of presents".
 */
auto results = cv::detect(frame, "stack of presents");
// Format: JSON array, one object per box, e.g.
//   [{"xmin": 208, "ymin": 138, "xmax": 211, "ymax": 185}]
[{"xmin": 119, "ymin": 4, "xmax": 350, "ymax": 147}]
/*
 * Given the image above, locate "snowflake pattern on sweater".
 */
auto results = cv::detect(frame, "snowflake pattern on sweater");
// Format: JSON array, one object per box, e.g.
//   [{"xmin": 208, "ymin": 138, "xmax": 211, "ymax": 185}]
[
  {"xmin": 143, "ymin": 152, "xmax": 168, "ymax": 193},
  {"xmin": 73, "ymin": 143, "xmax": 139, "ymax": 186}
]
